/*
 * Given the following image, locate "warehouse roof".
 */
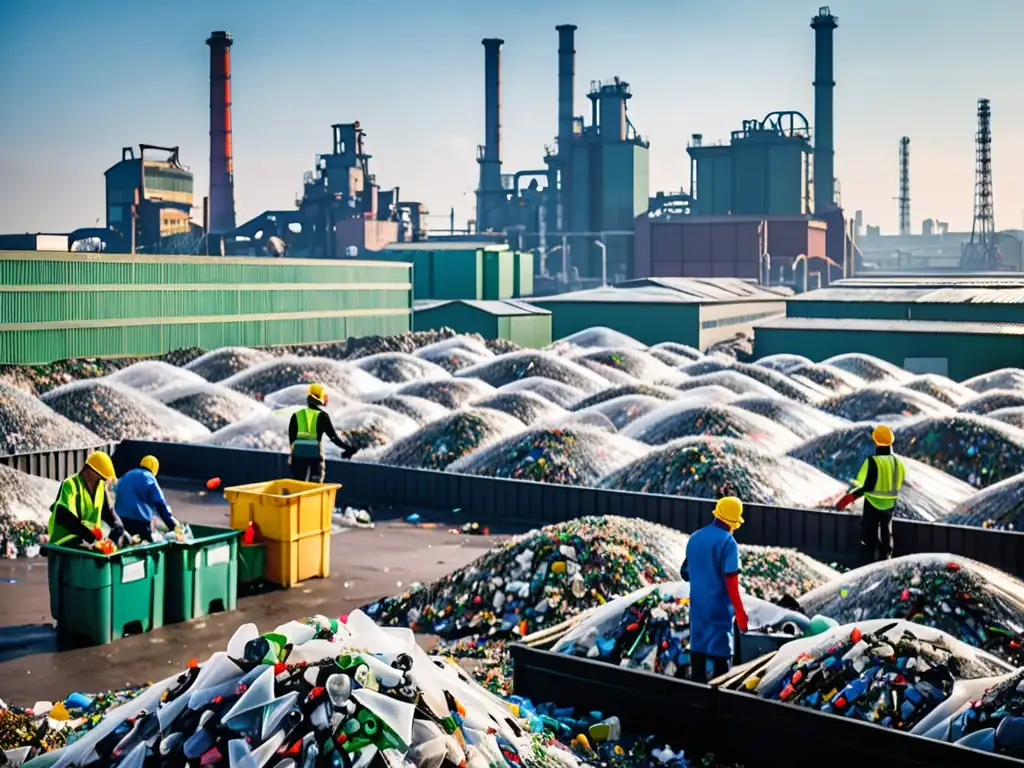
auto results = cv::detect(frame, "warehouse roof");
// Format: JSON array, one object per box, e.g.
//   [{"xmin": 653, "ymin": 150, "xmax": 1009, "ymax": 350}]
[
  {"xmin": 754, "ymin": 316, "xmax": 1024, "ymax": 336},
  {"xmin": 534, "ymin": 280, "xmax": 787, "ymax": 305},
  {"xmin": 833, "ymin": 276, "xmax": 1024, "ymax": 288},
  {"xmin": 381, "ymin": 241, "xmax": 508, "ymax": 252},
  {"xmin": 414, "ymin": 299, "xmax": 550, "ymax": 316},
  {"xmin": 794, "ymin": 286, "xmax": 1024, "ymax": 304}
]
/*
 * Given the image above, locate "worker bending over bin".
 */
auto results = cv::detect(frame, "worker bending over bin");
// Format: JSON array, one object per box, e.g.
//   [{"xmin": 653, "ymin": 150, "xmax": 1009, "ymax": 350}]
[
  {"xmin": 835, "ymin": 424, "xmax": 905, "ymax": 564},
  {"xmin": 680, "ymin": 496, "xmax": 749, "ymax": 684},
  {"xmin": 114, "ymin": 455, "xmax": 180, "ymax": 542},
  {"xmin": 288, "ymin": 383, "xmax": 356, "ymax": 483},
  {"xmin": 48, "ymin": 451, "xmax": 130, "ymax": 550}
]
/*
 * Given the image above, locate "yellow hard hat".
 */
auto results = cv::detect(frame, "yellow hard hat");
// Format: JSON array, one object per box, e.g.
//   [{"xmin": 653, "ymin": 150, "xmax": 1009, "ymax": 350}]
[
  {"xmin": 85, "ymin": 451, "xmax": 116, "ymax": 482},
  {"xmin": 713, "ymin": 496, "xmax": 744, "ymax": 529},
  {"xmin": 308, "ymin": 382, "xmax": 326, "ymax": 403},
  {"xmin": 872, "ymin": 425, "xmax": 895, "ymax": 447},
  {"xmin": 140, "ymin": 455, "xmax": 159, "ymax": 476}
]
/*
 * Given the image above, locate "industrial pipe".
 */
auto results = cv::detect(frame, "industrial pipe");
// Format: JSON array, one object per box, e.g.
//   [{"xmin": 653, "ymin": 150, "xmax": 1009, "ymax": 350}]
[
  {"xmin": 811, "ymin": 8, "xmax": 838, "ymax": 215},
  {"xmin": 513, "ymin": 170, "xmax": 548, "ymax": 197},
  {"xmin": 556, "ymin": 25, "xmax": 576, "ymax": 156},
  {"xmin": 593, "ymin": 239, "xmax": 607, "ymax": 286},
  {"xmin": 206, "ymin": 30, "xmax": 237, "ymax": 234},
  {"xmin": 482, "ymin": 38, "xmax": 503, "ymax": 167}
]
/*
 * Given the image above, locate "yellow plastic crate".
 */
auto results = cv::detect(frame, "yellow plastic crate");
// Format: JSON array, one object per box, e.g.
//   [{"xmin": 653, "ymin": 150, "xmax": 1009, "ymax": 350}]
[
  {"xmin": 265, "ymin": 530, "xmax": 332, "ymax": 588},
  {"xmin": 223, "ymin": 479, "xmax": 340, "ymax": 542}
]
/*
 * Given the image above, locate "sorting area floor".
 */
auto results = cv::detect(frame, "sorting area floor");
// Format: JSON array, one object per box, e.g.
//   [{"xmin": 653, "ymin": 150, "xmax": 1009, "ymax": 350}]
[{"xmin": 0, "ymin": 483, "xmax": 509, "ymax": 703}]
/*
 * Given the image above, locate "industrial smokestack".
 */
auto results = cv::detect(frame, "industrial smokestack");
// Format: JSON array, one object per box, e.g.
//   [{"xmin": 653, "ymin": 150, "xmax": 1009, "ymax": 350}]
[
  {"xmin": 477, "ymin": 38, "xmax": 504, "ymax": 233},
  {"xmin": 556, "ymin": 25, "xmax": 576, "ymax": 155},
  {"xmin": 207, "ymin": 30, "xmax": 237, "ymax": 235},
  {"xmin": 811, "ymin": 7, "xmax": 838, "ymax": 216}
]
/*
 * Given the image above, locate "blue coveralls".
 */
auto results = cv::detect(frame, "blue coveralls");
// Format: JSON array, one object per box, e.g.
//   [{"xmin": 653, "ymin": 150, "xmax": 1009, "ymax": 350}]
[
  {"xmin": 114, "ymin": 468, "xmax": 175, "ymax": 540},
  {"xmin": 683, "ymin": 521, "xmax": 740, "ymax": 682}
]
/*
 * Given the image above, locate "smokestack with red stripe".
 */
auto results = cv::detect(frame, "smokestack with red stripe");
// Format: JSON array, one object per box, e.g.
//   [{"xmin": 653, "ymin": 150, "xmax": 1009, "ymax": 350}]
[{"xmin": 207, "ymin": 31, "xmax": 236, "ymax": 234}]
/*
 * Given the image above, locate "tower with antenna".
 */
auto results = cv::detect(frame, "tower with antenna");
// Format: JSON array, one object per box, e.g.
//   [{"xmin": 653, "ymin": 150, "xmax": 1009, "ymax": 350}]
[
  {"xmin": 961, "ymin": 98, "xmax": 998, "ymax": 268},
  {"xmin": 898, "ymin": 137, "xmax": 910, "ymax": 236}
]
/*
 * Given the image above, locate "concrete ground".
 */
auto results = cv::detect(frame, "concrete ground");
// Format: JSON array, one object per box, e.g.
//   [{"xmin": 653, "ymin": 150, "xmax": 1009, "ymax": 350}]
[{"xmin": 0, "ymin": 482, "xmax": 513, "ymax": 704}]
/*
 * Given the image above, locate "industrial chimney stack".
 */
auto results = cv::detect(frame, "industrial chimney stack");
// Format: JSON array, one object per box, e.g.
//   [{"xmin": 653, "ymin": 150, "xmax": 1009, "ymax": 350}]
[
  {"xmin": 811, "ymin": 7, "xmax": 838, "ymax": 216},
  {"xmin": 476, "ymin": 38, "xmax": 504, "ymax": 233},
  {"xmin": 207, "ymin": 30, "xmax": 237, "ymax": 235},
  {"xmin": 556, "ymin": 24, "xmax": 576, "ymax": 232}
]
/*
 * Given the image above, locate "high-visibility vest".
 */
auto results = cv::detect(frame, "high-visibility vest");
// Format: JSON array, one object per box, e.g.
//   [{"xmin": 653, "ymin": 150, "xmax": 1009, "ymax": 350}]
[
  {"xmin": 47, "ymin": 473, "xmax": 105, "ymax": 546},
  {"xmin": 853, "ymin": 454, "xmax": 905, "ymax": 511},
  {"xmin": 292, "ymin": 407, "xmax": 323, "ymax": 458}
]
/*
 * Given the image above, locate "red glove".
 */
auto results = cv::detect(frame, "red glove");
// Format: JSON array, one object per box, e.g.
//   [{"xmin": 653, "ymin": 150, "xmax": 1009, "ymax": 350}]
[
  {"xmin": 725, "ymin": 573, "xmax": 749, "ymax": 632},
  {"xmin": 91, "ymin": 527, "xmax": 104, "ymax": 542},
  {"xmin": 835, "ymin": 493, "xmax": 857, "ymax": 511}
]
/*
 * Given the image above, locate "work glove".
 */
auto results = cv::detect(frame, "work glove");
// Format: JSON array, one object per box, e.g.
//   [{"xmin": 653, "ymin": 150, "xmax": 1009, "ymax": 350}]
[
  {"xmin": 735, "ymin": 609, "xmax": 750, "ymax": 633},
  {"xmin": 110, "ymin": 525, "xmax": 132, "ymax": 549},
  {"xmin": 835, "ymin": 493, "xmax": 857, "ymax": 511},
  {"xmin": 90, "ymin": 526, "xmax": 104, "ymax": 542},
  {"xmin": 341, "ymin": 444, "xmax": 357, "ymax": 460}
]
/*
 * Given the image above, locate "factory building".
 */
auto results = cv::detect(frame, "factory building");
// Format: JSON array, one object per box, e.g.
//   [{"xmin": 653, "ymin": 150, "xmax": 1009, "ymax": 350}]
[
  {"xmin": 414, "ymin": 300, "xmax": 551, "ymax": 348},
  {"xmin": 634, "ymin": 215, "xmax": 828, "ymax": 287},
  {"xmin": 373, "ymin": 242, "xmax": 533, "ymax": 301},
  {"xmin": 752, "ymin": 316, "xmax": 1024, "ymax": 380},
  {"xmin": 529, "ymin": 278, "xmax": 786, "ymax": 348},
  {"xmin": 474, "ymin": 27, "xmax": 650, "ymax": 284},
  {"xmin": 788, "ymin": 284, "xmax": 1024, "ymax": 324},
  {"xmin": 0, "ymin": 251, "xmax": 412, "ymax": 365},
  {"xmin": 104, "ymin": 145, "xmax": 200, "ymax": 253}
]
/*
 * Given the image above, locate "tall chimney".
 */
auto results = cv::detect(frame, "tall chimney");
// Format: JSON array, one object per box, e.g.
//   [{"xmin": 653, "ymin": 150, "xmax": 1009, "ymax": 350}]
[
  {"xmin": 811, "ymin": 8, "xmax": 838, "ymax": 215},
  {"xmin": 556, "ymin": 24, "xmax": 577, "ymax": 234},
  {"xmin": 476, "ymin": 38, "xmax": 504, "ymax": 232},
  {"xmin": 207, "ymin": 31, "xmax": 236, "ymax": 234}
]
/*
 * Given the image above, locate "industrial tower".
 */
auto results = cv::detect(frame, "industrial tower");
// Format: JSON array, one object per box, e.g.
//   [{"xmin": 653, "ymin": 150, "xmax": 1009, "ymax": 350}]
[
  {"xmin": 961, "ymin": 98, "xmax": 998, "ymax": 268},
  {"xmin": 206, "ymin": 31, "xmax": 237, "ymax": 235},
  {"xmin": 811, "ymin": 7, "xmax": 838, "ymax": 215},
  {"xmin": 898, "ymin": 137, "xmax": 910, "ymax": 236}
]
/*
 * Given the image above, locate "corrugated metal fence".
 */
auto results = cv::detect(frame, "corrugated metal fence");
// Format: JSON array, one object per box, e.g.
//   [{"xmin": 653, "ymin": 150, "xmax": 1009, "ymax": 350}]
[
  {"xmin": 1, "ymin": 444, "xmax": 117, "ymax": 482},
  {"xmin": 112, "ymin": 440, "xmax": 1024, "ymax": 576}
]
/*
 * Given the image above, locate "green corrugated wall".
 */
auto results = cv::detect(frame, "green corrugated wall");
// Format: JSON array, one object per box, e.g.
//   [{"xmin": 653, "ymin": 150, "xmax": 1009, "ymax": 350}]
[
  {"xmin": 0, "ymin": 251, "xmax": 412, "ymax": 364},
  {"xmin": 529, "ymin": 301, "xmax": 701, "ymax": 346},
  {"xmin": 752, "ymin": 326, "xmax": 1024, "ymax": 381},
  {"xmin": 413, "ymin": 303, "xmax": 551, "ymax": 348},
  {"xmin": 790, "ymin": 299, "xmax": 1024, "ymax": 324}
]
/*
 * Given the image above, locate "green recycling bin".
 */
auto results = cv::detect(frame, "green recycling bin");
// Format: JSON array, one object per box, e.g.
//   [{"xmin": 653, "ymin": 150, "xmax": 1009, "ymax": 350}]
[
  {"xmin": 44, "ymin": 539, "xmax": 167, "ymax": 646},
  {"xmin": 165, "ymin": 525, "xmax": 242, "ymax": 624}
]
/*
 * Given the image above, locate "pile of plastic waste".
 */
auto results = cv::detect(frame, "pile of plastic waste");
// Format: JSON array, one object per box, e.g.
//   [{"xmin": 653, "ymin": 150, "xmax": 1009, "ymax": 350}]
[
  {"xmin": 950, "ymin": 474, "xmax": 1024, "ymax": 529},
  {"xmin": 221, "ymin": 357, "xmax": 384, "ymax": 400},
  {"xmin": 959, "ymin": 389, "xmax": 1024, "ymax": 416},
  {"xmin": 602, "ymin": 436, "xmax": 845, "ymax": 509},
  {"xmin": 556, "ymin": 327, "xmax": 647, "ymax": 351},
  {"xmin": 105, "ymin": 360, "xmax": 208, "ymax": 395},
  {"xmin": 395, "ymin": 378, "xmax": 496, "ymax": 409},
  {"xmin": 364, "ymin": 516, "xmax": 689, "ymax": 640},
  {"xmin": 622, "ymin": 402, "xmax": 801, "ymax": 452},
  {"xmin": 201, "ymin": 410, "xmax": 357, "ymax": 457},
  {"xmin": 497, "ymin": 378, "xmax": 585, "ymax": 409},
  {"xmin": 571, "ymin": 383, "xmax": 682, "ymax": 411},
  {"xmin": 787, "ymin": 362, "xmax": 865, "ymax": 395},
  {"xmin": 350, "ymin": 352, "xmax": 450, "ymax": 384},
  {"xmin": 184, "ymin": 346, "xmax": 275, "ymax": 383},
  {"xmin": 823, "ymin": 353, "xmax": 912, "ymax": 384},
  {"xmin": 366, "ymin": 394, "xmax": 449, "ymax": 426},
  {"xmin": 374, "ymin": 408, "xmax": 524, "ymax": 470},
  {"xmin": 41, "ymin": 379, "xmax": 211, "ymax": 442},
  {"xmin": 153, "ymin": 382, "xmax": 270, "ymax": 432},
  {"xmin": 963, "ymin": 368, "xmax": 1024, "ymax": 394},
  {"xmin": 897, "ymin": 414, "xmax": 1024, "ymax": 488},
  {"xmin": 904, "ymin": 374, "xmax": 976, "ymax": 407},
  {"xmin": 458, "ymin": 351, "xmax": 611, "ymax": 394},
  {"xmin": 551, "ymin": 581, "xmax": 808, "ymax": 677},
  {"xmin": 471, "ymin": 392, "xmax": 566, "ymax": 426},
  {"xmin": 4, "ymin": 614, "xmax": 586, "ymax": 768},
  {"xmin": 818, "ymin": 386, "xmax": 951, "ymax": 422},
  {"xmin": 449, "ymin": 426, "xmax": 648, "ymax": 485},
  {"xmin": 413, "ymin": 347, "xmax": 491, "ymax": 374},
  {"xmin": 576, "ymin": 394, "xmax": 666, "ymax": 430},
  {"xmin": 922, "ymin": 668, "xmax": 1024, "ymax": 756},
  {"xmin": 739, "ymin": 545, "xmax": 840, "ymax": 601},
  {"xmin": 988, "ymin": 406, "xmax": 1024, "ymax": 430},
  {"xmin": 788, "ymin": 424, "xmax": 976, "ymax": 521},
  {"xmin": 679, "ymin": 359, "xmax": 733, "ymax": 377},
  {"xmin": 0, "ymin": 381, "xmax": 102, "ymax": 454},
  {"xmin": 572, "ymin": 348, "xmax": 687, "ymax": 385},
  {"xmin": 730, "ymin": 361, "xmax": 824, "ymax": 403},
  {"xmin": 753, "ymin": 353, "xmax": 812, "ymax": 374},
  {"xmin": 799, "ymin": 556, "xmax": 1024, "ymax": 666},
  {"xmin": 0, "ymin": 464, "xmax": 55, "ymax": 557},
  {"xmin": 730, "ymin": 395, "xmax": 848, "ymax": 440},
  {"xmin": 744, "ymin": 620, "xmax": 1013, "ymax": 731},
  {"xmin": 675, "ymin": 371, "xmax": 779, "ymax": 399},
  {"xmin": 329, "ymin": 405, "xmax": 420, "ymax": 452}
]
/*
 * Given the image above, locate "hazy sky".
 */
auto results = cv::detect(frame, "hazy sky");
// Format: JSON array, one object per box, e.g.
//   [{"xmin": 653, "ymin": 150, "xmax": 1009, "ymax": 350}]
[{"xmin": 3, "ymin": 0, "xmax": 1023, "ymax": 236}]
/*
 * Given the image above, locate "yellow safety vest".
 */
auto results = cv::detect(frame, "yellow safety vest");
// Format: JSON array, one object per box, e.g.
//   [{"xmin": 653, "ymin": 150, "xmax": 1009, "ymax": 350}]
[
  {"xmin": 292, "ymin": 407, "xmax": 323, "ymax": 459},
  {"xmin": 48, "ymin": 473, "xmax": 105, "ymax": 546},
  {"xmin": 852, "ymin": 454, "xmax": 905, "ymax": 511}
]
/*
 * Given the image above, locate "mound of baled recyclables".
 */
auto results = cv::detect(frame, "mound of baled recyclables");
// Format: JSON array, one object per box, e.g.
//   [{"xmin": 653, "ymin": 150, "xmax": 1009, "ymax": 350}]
[
  {"xmin": 10, "ymin": 328, "xmax": 1024, "ymax": 535},
  {"xmin": 0, "ymin": 613, "xmax": 728, "ymax": 768}
]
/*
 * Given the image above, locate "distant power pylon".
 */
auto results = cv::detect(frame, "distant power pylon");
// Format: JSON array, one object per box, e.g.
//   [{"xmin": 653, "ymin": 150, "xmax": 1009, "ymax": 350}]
[
  {"xmin": 898, "ymin": 137, "xmax": 910, "ymax": 236},
  {"xmin": 962, "ymin": 98, "xmax": 999, "ymax": 268}
]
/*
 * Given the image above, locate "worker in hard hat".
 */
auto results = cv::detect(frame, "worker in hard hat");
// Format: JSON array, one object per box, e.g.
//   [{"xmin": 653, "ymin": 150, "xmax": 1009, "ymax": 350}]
[
  {"xmin": 835, "ymin": 424, "xmax": 906, "ymax": 564},
  {"xmin": 288, "ymin": 383, "xmax": 356, "ymax": 482},
  {"xmin": 680, "ymin": 496, "xmax": 750, "ymax": 684},
  {"xmin": 47, "ymin": 451, "xmax": 130, "ymax": 549},
  {"xmin": 113, "ymin": 455, "xmax": 180, "ymax": 542}
]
